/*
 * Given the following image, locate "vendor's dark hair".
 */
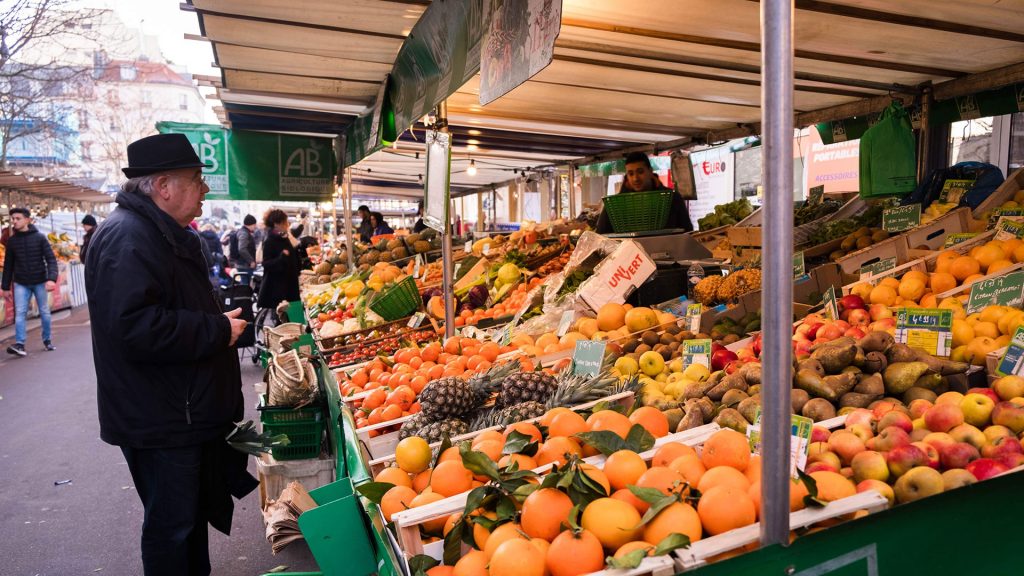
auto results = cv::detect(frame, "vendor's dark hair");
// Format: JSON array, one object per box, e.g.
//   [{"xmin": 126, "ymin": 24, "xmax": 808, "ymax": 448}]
[
  {"xmin": 624, "ymin": 151, "xmax": 652, "ymax": 168},
  {"xmin": 9, "ymin": 207, "xmax": 30, "ymax": 217},
  {"xmin": 264, "ymin": 208, "xmax": 288, "ymax": 228},
  {"xmin": 358, "ymin": 205, "xmax": 370, "ymax": 212},
  {"xmin": 371, "ymin": 211, "xmax": 385, "ymax": 224}
]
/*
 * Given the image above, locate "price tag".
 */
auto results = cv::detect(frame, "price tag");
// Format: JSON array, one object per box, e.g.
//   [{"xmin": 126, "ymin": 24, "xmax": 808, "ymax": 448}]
[
  {"xmin": 939, "ymin": 178, "xmax": 974, "ymax": 204},
  {"xmin": 680, "ymin": 339, "xmax": 712, "ymax": 370},
  {"xmin": 793, "ymin": 251, "xmax": 805, "ymax": 278},
  {"xmin": 989, "ymin": 208, "xmax": 1024, "ymax": 228},
  {"xmin": 572, "ymin": 340, "xmax": 607, "ymax": 377},
  {"xmin": 895, "ymin": 308, "xmax": 953, "ymax": 358},
  {"xmin": 482, "ymin": 243, "xmax": 491, "ymax": 256},
  {"xmin": 807, "ymin": 185, "xmax": 825, "ymax": 207},
  {"xmin": 686, "ymin": 303, "xmax": 702, "ymax": 333},
  {"xmin": 994, "ymin": 217, "xmax": 1024, "ymax": 241},
  {"xmin": 882, "ymin": 204, "xmax": 921, "ymax": 232},
  {"xmin": 823, "ymin": 286, "xmax": 840, "ymax": 321},
  {"xmin": 464, "ymin": 240, "xmax": 472, "ymax": 252},
  {"xmin": 996, "ymin": 327, "xmax": 1024, "ymax": 377},
  {"xmin": 746, "ymin": 408, "xmax": 814, "ymax": 480},
  {"xmin": 330, "ymin": 286, "xmax": 343, "ymax": 304},
  {"xmin": 556, "ymin": 310, "xmax": 575, "ymax": 337},
  {"xmin": 413, "ymin": 254, "xmax": 424, "ymax": 279},
  {"xmin": 407, "ymin": 312, "xmax": 427, "ymax": 328},
  {"xmin": 859, "ymin": 257, "xmax": 897, "ymax": 280},
  {"xmin": 944, "ymin": 233, "xmax": 978, "ymax": 248},
  {"xmin": 965, "ymin": 270, "xmax": 1024, "ymax": 314}
]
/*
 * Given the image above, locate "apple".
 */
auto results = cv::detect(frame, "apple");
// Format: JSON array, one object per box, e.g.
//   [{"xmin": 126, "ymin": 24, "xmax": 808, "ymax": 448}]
[
  {"xmin": 736, "ymin": 347, "xmax": 755, "ymax": 361},
  {"xmin": 998, "ymin": 453, "xmax": 1024, "ymax": 469},
  {"xmin": 794, "ymin": 340, "xmax": 813, "ymax": 358},
  {"xmin": 828, "ymin": 430, "xmax": 866, "ymax": 465},
  {"xmin": 942, "ymin": 468, "xmax": 978, "ymax": 491},
  {"xmin": 938, "ymin": 442, "xmax": 980, "ymax": 470},
  {"xmin": 844, "ymin": 326, "xmax": 867, "ymax": 339},
  {"xmin": 960, "ymin": 393, "xmax": 996, "ymax": 428},
  {"xmin": 912, "ymin": 418, "xmax": 928, "ymax": 432},
  {"xmin": 847, "ymin": 423, "xmax": 874, "ymax": 444},
  {"xmin": 935, "ymin": 391, "xmax": 965, "ymax": 407},
  {"xmin": 887, "ymin": 444, "xmax": 929, "ymax": 478},
  {"xmin": 847, "ymin": 309, "xmax": 871, "ymax": 327},
  {"xmin": 912, "ymin": 441, "xmax": 941, "ymax": 469},
  {"xmin": 924, "ymin": 404, "xmax": 965, "ymax": 433},
  {"xmin": 980, "ymin": 435, "xmax": 1024, "ymax": 459},
  {"xmin": 965, "ymin": 458, "xmax": 1011, "ymax": 481},
  {"xmin": 983, "ymin": 425, "xmax": 1014, "ymax": 444},
  {"xmin": 857, "ymin": 479, "xmax": 895, "ymax": 506},
  {"xmin": 993, "ymin": 375, "xmax": 1024, "ymax": 402},
  {"xmin": 868, "ymin": 304, "xmax": 893, "ymax": 321},
  {"xmin": 872, "ymin": 399, "xmax": 906, "ymax": 420},
  {"xmin": 751, "ymin": 333, "xmax": 762, "ymax": 356},
  {"xmin": 796, "ymin": 322, "xmax": 817, "ymax": 338},
  {"xmin": 910, "ymin": 428, "xmax": 930, "ymax": 442},
  {"xmin": 991, "ymin": 399, "xmax": 1024, "ymax": 434},
  {"xmin": 893, "ymin": 466, "xmax": 945, "ymax": 504},
  {"xmin": 839, "ymin": 294, "xmax": 866, "ymax": 312},
  {"xmin": 878, "ymin": 411, "xmax": 914, "ymax": 434},
  {"xmin": 949, "ymin": 424, "xmax": 987, "ymax": 450},
  {"xmin": 810, "ymin": 426, "xmax": 832, "ymax": 444},
  {"xmin": 805, "ymin": 461, "xmax": 839, "ymax": 474},
  {"xmin": 922, "ymin": 432, "xmax": 955, "ymax": 452},
  {"xmin": 850, "ymin": 450, "xmax": 889, "ymax": 483},
  {"xmin": 870, "ymin": 318, "xmax": 896, "ymax": 332},
  {"xmin": 966, "ymin": 387, "xmax": 1000, "ymax": 404},
  {"xmin": 638, "ymin": 351, "xmax": 666, "ymax": 377},
  {"xmin": 710, "ymin": 348, "xmax": 738, "ymax": 372},
  {"xmin": 908, "ymin": 399, "xmax": 934, "ymax": 419},
  {"xmin": 845, "ymin": 409, "xmax": 876, "ymax": 430},
  {"xmin": 867, "ymin": 426, "xmax": 911, "ymax": 452},
  {"xmin": 834, "ymin": 319, "xmax": 851, "ymax": 331},
  {"xmin": 839, "ymin": 466, "xmax": 854, "ymax": 480}
]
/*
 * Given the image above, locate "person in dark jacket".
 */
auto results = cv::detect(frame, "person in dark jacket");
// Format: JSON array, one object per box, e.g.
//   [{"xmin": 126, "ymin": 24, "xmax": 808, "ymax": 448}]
[
  {"xmin": 370, "ymin": 211, "xmax": 394, "ymax": 236},
  {"xmin": 84, "ymin": 133, "xmax": 253, "ymax": 576},
  {"xmin": 80, "ymin": 214, "xmax": 97, "ymax": 262},
  {"xmin": 595, "ymin": 151, "xmax": 693, "ymax": 233},
  {"xmin": 233, "ymin": 214, "xmax": 257, "ymax": 286},
  {"xmin": 1, "ymin": 207, "xmax": 59, "ymax": 356},
  {"xmin": 356, "ymin": 204, "xmax": 373, "ymax": 243},
  {"xmin": 257, "ymin": 209, "xmax": 301, "ymax": 310}
]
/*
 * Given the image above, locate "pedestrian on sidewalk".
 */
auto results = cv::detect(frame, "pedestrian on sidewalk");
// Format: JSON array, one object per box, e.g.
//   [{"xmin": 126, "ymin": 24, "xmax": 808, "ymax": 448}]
[
  {"xmin": 233, "ymin": 214, "xmax": 258, "ymax": 286},
  {"xmin": 84, "ymin": 133, "xmax": 256, "ymax": 576},
  {"xmin": 80, "ymin": 214, "xmax": 97, "ymax": 262},
  {"xmin": 1, "ymin": 207, "xmax": 58, "ymax": 356}
]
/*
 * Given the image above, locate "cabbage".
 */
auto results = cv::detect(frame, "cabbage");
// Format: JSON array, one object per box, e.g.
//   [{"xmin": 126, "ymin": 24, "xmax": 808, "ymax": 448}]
[{"xmin": 467, "ymin": 284, "xmax": 489, "ymax": 308}]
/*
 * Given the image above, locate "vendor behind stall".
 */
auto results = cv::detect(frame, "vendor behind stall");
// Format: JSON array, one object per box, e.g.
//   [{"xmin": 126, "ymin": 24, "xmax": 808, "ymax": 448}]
[{"xmin": 595, "ymin": 151, "xmax": 693, "ymax": 233}]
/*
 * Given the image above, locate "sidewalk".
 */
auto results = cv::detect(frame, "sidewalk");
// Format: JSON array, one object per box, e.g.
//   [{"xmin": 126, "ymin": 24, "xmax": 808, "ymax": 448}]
[{"xmin": 0, "ymin": 307, "xmax": 319, "ymax": 575}]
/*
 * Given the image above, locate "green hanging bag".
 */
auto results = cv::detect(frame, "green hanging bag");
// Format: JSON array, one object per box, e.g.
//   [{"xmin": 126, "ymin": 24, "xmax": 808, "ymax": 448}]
[{"xmin": 859, "ymin": 102, "xmax": 917, "ymax": 198}]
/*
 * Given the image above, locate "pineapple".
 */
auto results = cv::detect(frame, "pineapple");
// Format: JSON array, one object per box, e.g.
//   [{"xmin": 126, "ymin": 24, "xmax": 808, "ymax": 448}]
[
  {"xmin": 472, "ymin": 401, "xmax": 547, "ymax": 429},
  {"xmin": 716, "ymin": 268, "xmax": 761, "ymax": 303},
  {"xmin": 494, "ymin": 371, "xmax": 557, "ymax": 409},
  {"xmin": 418, "ymin": 362, "xmax": 517, "ymax": 421},
  {"xmin": 398, "ymin": 414, "xmax": 470, "ymax": 442},
  {"xmin": 694, "ymin": 275, "xmax": 724, "ymax": 306}
]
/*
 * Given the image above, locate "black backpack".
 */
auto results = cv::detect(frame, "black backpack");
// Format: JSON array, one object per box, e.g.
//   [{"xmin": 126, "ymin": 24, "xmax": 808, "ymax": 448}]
[{"xmin": 228, "ymin": 229, "xmax": 240, "ymax": 261}]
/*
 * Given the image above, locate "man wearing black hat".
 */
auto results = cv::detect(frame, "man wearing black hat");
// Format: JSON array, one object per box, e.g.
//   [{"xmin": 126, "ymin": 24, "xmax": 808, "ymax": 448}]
[
  {"xmin": 79, "ymin": 214, "xmax": 97, "ymax": 262},
  {"xmin": 84, "ymin": 133, "xmax": 254, "ymax": 576}
]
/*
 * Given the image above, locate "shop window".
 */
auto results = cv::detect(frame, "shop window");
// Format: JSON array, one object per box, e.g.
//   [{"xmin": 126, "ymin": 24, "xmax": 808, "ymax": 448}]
[
  {"xmin": 179, "ymin": 94, "xmax": 189, "ymax": 111},
  {"xmin": 949, "ymin": 118, "xmax": 994, "ymax": 165},
  {"xmin": 1008, "ymin": 113, "xmax": 1024, "ymax": 172}
]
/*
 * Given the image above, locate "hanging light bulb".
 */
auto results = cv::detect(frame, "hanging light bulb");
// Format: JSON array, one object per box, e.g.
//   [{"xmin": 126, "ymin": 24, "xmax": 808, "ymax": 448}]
[{"xmin": 467, "ymin": 159, "xmax": 477, "ymax": 177}]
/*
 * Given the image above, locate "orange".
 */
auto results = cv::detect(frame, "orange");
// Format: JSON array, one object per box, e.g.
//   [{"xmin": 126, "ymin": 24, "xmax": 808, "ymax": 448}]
[
  {"xmin": 586, "ymin": 410, "xmax": 632, "ymax": 439},
  {"xmin": 380, "ymin": 485, "xmax": 417, "ymax": 521},
  {"xmin": 473, "ymin": 439, "xmax": 504, "ymax": 463},
  {"xmin": 412, "ymin": 469, "xmax": 432, "ymax": 492},
  {"xmin": 748, "ymin": 478, "xmax": 809, "ymax": 517},
  {"xmin": 628, "ymin": 407, "xmax": 670, "ymax": 437},
  {"xmin": 410, "ymin": 491, "xmax": 447, "ymax": 533},
  {"xmin": 1013, "ymin": 244, "xmax": 1024, "ymax": 263},
  {"xmin": 636, "ymin": 466, "xmax": 686, "ymax": 498},
  {"xmin": 934, "ymin": 251, "xmax": 958, "ymax": 273},
  {"xmin": 919, "ymin": 293, "xmax": 938, "ymax": 308},
  {"xmin": 580, "ymin": 498, "xmax": 642, "ymax": 550},
  {"xmin": 962, "ymin": 273, "xmax": 985, "ymax": 286},
  {"xmin": 900, "ymin": 269, "xmax": 928, "ymax": 285},
  {"xmin": 988, "ymin": 259, "xmax": 1015, "ymax": 275},
  {"xmin": 974, "ymin": 244, "xmax": 1006, "ymax": 269},
  {"xmin": 668, "ymin": 454, "xmax": 706, "ymax": 487},
  {"xmin": 547, "ymin": 529, "xmax": 606, "ymax": 576},
  {"xmin": 696, "ymin": 465, "xmax": 751, "ymax": 493},
  {"xmin": 950, "ymin": 256, "xmax": 981, "ymax": 282},
  {"xmin": 973, "ymin": 321, "xmax": 999, "ymax": 339},
  {"xmin": 597, "ymin": 303, "xmax": 627, "ymax": 331},
  {"xmin": 490, "ymin": 538, "xmax": 546, "ymax": 576},
  {"xmin": 652, "ymin": 442, "xmax": 697, "ymax": 467},
  {"xmin": 745, "ymin": 455, "xmax": 762, "ymax": 485},
  {"xmin": 539, "ymin": 407, "xmax": 572, "ymax": 427},
  {"xmin": 439, "ymin": 446, "xmax": 463, "ymax": 464},
  {"xmin": 498, "ymin": 453, "xmax": 538, "ymax": 471},
  {"xmin": 929, "ymin": 272, "xmax": 957, "ymax": 294},
  {"xmin": 535, "ymin": 436, "xmax": 582, "ymax": 467},
  {"xmin": 521, "ymin": 488, "xmax": 574, "ymax": 540},
  {"xmin": 452, "ymin": 549, "xmax": 489, "ymax": 576},
  {"xmin": 374, "ymin": 467, "xmax": 413, "ymax": 489},
  {"xmin": 548, "ymin": 410, "xmax": 588, "ymax": 437},
  {"xmin": 697, "ymin": 485, "xmax": 757, "ymax": 535},
  {"xmin": 580, "ymin": 464, "xmax": 612, "ymax": 496},
  {"xmin": 700, "ymin": 429, "xmax": 751, "ymax": 471},
  {"xmin": 504, "ymin": 422, "xmax": 543, "ymax": 443},
  {"xmin": 897, "ymin": 277, "xmax": 926, "ymax": 302},
  {"xmin": 611, "ymin": 488, "xmax": 648, "ymax": 514},
  {"xmin": 535, "ymin": 332, "xmax": 559, "ymax": 350},
  {"xmin": 614, "ymin": 541, "xmax": 654, "ymax": 559},
  {"xmin": 472, "ymin": 430, "xmax": 504, "ymax": 448},
  {"xmin": 869, "ymin": 284, "xmax": 897, "ymax": 306},
  {"xmin": 427, "ymin": 566, "xmax": 455, "ymax": 576},
  {"xmin": 604, "ymin": 450, "xmax": 648, "ymax": 491},
  {"xmin": 395, "ymin": 437, "xmax": 432, "ymax": 473},
  {"xmin": 484, "ymin": 522, "xmax": 528, "ymax": 559},
  {"xmin": 643, "ymin": 502, "xmax": 702, "ymax": 545},
  {"xmin": 430, "ymin": 460, "xmax": 474, "ymax": 497},
  {"xmin": 809, "ymin": 471, "xmax": 856, "ymax": 502},
  {"xmin": 443, "ymin": 512, "xmax": 461, "ymax": 536},
  {"xmin": 469, "ymin": 509, "xmax": 497, "ymax": 549}
]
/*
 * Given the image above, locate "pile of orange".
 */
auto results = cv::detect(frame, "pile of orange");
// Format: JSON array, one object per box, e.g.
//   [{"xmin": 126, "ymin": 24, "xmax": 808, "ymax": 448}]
[{"xmin": 456, "ymin": 277, "xmax": 545, "ymax": 327}]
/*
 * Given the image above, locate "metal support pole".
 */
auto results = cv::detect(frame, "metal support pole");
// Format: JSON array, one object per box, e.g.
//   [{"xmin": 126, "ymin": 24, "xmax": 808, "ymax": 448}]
[
  {"xmin": 437, "ymin": 101, "xmax": 456, "ymax": 339},
  {"xmin": 568, "ymin": 164, "xmax": 577, "ymax": 217},
  {"xmin": 344, "ymin": 168, "xmax": 355, "ymax": 270},
  {"xmin": 760, "ymin": 0, "xmax": 794, "ymax": 549}
]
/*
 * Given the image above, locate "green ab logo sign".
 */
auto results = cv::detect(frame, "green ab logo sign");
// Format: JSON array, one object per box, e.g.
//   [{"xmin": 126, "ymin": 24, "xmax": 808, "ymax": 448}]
[
  {"xmin": 279, "ymin": 136, "xmax": 331, "ymax": 197},
  {"xmin": 187, "ymin": 130, "xmax": 228, "ymax": 196}
]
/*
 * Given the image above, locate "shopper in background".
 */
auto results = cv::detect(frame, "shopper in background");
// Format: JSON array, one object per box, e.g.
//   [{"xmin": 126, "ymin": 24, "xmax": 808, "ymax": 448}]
[
  {"xmin": 356, "ymin": 204, "xmax": 373, "ymax": 243},
  {"xmin": 595, "ymin": 151, "xmax": 693, "ymax": 233},
  {"xmin": 1, "ymin": 207, "xmax": 59, "ymax": 356},
  {"xmin": 233, "ymin": 214, "xmax": 257, "ymax": 286},
  {"xmin": 84, "ymin": 133, "xmax": 253, "ymax": 576},
  {"xmin": 412, "ymin": 201, "xmax": 428, "ymax": 233},
  {"xmin": 370, "ymin": 211, "xmax": 394, "ymax": 236},
  {"xmin": 80, "ymin": 214, "xmax": 98, "ymax": 262},
  {"xmin": 257, "ymin": 208, "xmax": 300, "ymax": 312}
]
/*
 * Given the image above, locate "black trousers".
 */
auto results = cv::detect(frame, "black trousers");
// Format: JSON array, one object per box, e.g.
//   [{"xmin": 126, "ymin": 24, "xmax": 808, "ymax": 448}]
[{"xmin": 121, "ymin": 444, "xmax": 211, "ymax": 576}]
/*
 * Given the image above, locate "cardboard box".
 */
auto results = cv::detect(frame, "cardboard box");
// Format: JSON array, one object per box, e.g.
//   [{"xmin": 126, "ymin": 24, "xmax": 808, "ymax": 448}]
[{"xmin": 578, "ymin": 240, "xmax": 657, "ymax": 311}]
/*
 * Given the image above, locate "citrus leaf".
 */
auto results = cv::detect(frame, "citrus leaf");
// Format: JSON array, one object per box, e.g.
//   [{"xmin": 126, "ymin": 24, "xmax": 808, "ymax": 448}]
[
  {"xmin": 653, "ymin": 533, "xmax": 691, "ymax": 555},
  {"xmin": 567, "ymin": 504, "xmax": 582, "ymax": 532},
  {"xmin": 797, "ymin": 468, "xmax": 827, "ymax": 508},
  {"xmin": 409, "ymin": 555, "xmax": 439, "ymax": 576},
  {"xmin": 355, "ymin": 482, "xmax": 395, "ymax": 505},
  {"xmin": 605, "ymin": 549, "xmax": 647, "ymax": 569},
  {"xmin": 635, "ymin": 494, "xmax": 679, "ymax": 528},
  {"xmin": 443, "ymin": 519, "xmax": 466, "ymax": 565},
  {"xmin": 573, "ymin": 430, "xmax": 626, "ymax": 456},
  {"xmin": 459, "ymin": 443, "xmax": 501, "ymax": 483},
  {"xmin": 495, "ymin": 496, "xmax": 517, "ymax": 521},
  {"xmin": 628, "ymin": 485, "xmax": 670, "ymax": 505},
  {"xmin": 625, "ymin": 424, "xmax": 656, "ymax": 453},
  {"xmin": 432, "ymin": 434, "xmax": 454, "ymax": 468},
  {"xmin": 503, "ymin": 430, "xmax": 539, "ymax": 456},
  {"xmin": 512, "ymin": 483, "xmax": 539, "ymax": 501},
  {"xmin": 464, "ymin": 486, "xmax": 491, "ymax": 515}
]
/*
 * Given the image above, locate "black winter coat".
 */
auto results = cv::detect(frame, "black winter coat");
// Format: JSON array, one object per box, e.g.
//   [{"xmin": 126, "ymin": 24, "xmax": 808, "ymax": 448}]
[
  {"xmin": 1, "ymin": 225, "xmax": 58, "ymax": 290},
  {"xmin": 80, "ymin": 228, "xmax": 94, "ymax": 263},
  {"xmin": 258, "ymin": 232, "xmax": 300, "ymax": 308},
  {"xmin": 85, "ymin": 189, "xmax": 243, "ymax": 449}
]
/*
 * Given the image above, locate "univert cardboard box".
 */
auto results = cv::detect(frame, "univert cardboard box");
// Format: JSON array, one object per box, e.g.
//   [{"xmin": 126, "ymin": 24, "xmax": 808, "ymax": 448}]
[{"xmin": 578, "ymin": 239, "xmax": 657, "ymax": 311}]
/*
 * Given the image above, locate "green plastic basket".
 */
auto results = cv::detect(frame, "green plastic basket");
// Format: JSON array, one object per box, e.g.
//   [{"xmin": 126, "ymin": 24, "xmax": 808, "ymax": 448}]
[
  {"xmin": 602, "ymin": 190, "xmax": 673, "ymax": 232},
  {"xmin": 258, "ymin": 395, "xmax": 324, "ymax": 460},
  {"xmin": 369, "ymin": 275, "xmax": 420, "ymax": 321}
]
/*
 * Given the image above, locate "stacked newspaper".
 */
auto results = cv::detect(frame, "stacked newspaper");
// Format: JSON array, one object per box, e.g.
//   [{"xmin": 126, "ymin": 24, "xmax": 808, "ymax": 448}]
[{"xmin": 262, "ymin": 481, "xmax": 317, "ymax": 553}]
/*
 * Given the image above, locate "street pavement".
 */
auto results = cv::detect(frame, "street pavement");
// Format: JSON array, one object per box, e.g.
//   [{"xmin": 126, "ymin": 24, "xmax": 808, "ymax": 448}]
[{"xmin": 0, "ymin": 308, "xmax": 320, "ymax": 575}]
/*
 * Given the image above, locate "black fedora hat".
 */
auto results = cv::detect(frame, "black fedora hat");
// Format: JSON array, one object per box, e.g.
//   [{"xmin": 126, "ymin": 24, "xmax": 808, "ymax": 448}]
[{"xmin": 122, "ymin": 133, "xmax": 210, "ymax": 178}]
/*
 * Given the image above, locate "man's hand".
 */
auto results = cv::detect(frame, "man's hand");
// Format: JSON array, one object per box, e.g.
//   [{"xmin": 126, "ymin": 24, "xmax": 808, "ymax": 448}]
[
  {"xmin": 225, "ymin": 308, "xmax": 248, "ymax": 346},
  {"xmin": 45, "ymin": 281, "xmax": 56, "ymax": 291},
  {"xmin": 282, "ymin": 249, "xmax": 290, "ymax": 256}
]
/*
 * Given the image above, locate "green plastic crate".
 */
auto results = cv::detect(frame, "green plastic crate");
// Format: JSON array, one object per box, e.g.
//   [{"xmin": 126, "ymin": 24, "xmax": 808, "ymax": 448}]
[
  {"xmin": 369, "ymin": 275, "xmax": 420, "ymax": 321},
  {"xmin": 259, "ymin": 395, "xmax": 324, "ymax": 460},
  {"xmin": 602, "ymin": 190, "xmax": 673, "ymax": 232}
]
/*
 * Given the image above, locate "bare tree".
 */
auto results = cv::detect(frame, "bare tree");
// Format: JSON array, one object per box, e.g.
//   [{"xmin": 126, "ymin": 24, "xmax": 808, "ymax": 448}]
[{"xmin": 0, "ymin": 0, "xmax": 107, "ymax": 169}]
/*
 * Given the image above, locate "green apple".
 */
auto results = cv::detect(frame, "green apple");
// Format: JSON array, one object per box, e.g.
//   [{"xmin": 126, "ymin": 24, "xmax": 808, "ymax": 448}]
[
  {"xmin": 893, "ymin": 466, "xmax": 944, "ymax": 504},
  {"xmin": 941, "ymin": 468, "xmax": 977, "ymax": 491},
  {"xmin": 639, "ymin": 350, "xmax": 666, "ymax": 377},
  {"xmin": 851, "ymin": 450, "xmax": 889, "ymax": 483},
  {"xmin": 668, "ymin": 358, "xmax": 683, "ymax": 373},
  {"xmin": 960, "ymin": 393, "xmax": 996, "ymax": 428},
  {"xmin": 655, "ymin": 372, "xmax": 668, "ymax": 383},
  {"xmin": 614, "ymin": 356, "xmax": 639, "ymax": 376}
]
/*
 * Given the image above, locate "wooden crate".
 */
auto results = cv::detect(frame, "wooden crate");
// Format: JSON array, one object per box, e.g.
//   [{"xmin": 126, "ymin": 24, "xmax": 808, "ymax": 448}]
[
  {"xmin": 834, "ymin": 207, "xmax": 974, "ymax": 275},
  {"xmin": 973, "ymin": 167, "xmax": 1024, "ymax": 218},
  {"xmin": 727, "ymin": 196, "xmax": 865, "ymax": 249}
]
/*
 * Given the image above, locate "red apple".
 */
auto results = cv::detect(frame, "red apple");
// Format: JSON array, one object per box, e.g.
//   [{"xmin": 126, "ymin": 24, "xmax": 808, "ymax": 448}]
[
  {"xmin": 924, "ymin": 404, "xmax": 965, "ymax": 433},
  {"xmin": 857, "ymin": 479, "xmax": 895, "ymax": 506},
  {"xmin": 872, "ymin": 399, "xmax": 906, "ymax": 420},
  {"xmin": 810, "ymin": 426, "xmax": 832, "ymax": 444},
  {"xmin": 965, "ymin": 458, "xmax": 1010, "ymax": 481},
  {"xmin": 870, "ymin": 318, "xmax": 897, "ymax": 332},
  {"xmin": 966, "ymin": 387, "xmax": 1001, "ymax": 404},
  {"xmin": 868, "ymin": 303, "xmax": 893, "ymax": 321},
  {"xmin": 991, "ymin": 399, "xmax": 1024, "ymax": 434},
  {"xmin": 751, "ymin": 333, "xmax": 762, "ymax": 356},
  {"xmin": 878, "ymin": 411, "xmax": 914, "ymax": 434},
  {"xmin": 805, "ymin": 461, "xmax": 839, "ymax": 474},
  {"xmin": 938, "ymin": 442, "xmax": 980, "ymax": 470},
  {"xmin": 711, "ymin": 349, "xmax": 738, "ymax": 372},
  {"xmin": 844, "ymin": 326, "xmax": 867, "ymax": 339},
  {"xmin": 980, "ymin": 435, "xmax": 1024, "ymax": 459},
  {"xmin": 847, "ymin": 309, "xmax": 871, "ymax": 327},
  {"xmin": 912, "ymin": 441, "xmax": 941, "ymax": 469},
  {"xmin": 950, "ymin": 424, "xmax": 988, "ymax": 450},
  {"xmin": 868, "ymin": 426, "xmax": 911, "ymax": 452},
  {"xmin": 909, "ymin": 399, "xmax": 934, "ymax": 420},
  {"xmin": 805, "ymin": 323, "xmax": 824, "ymax": 340},
  {"xmin": 828, "ymin": 430, "xmax": 867, "ymax": 465},
  {"xmin": 819, "ymin": 323, "xmax": 843, "ymax": 341},
  {"xmin": 847, "ymin": 423, "xmax": 874, "ymax": 443},
  {"xmin": 922, "ymin": 432, "xmax": 955, "ymax": 452},
  {"xmin": 834, "ymin": 319, "xmax": 851, "ymax": 331},
  {"xmin": 997, "ymin": 453, "xmax": 1024, "ymax": 469},
  {"xmin": 887, "ymin": 444, "xmax": 929, "ymax": 477},
  {"xmin": 839, "ymin": 294, "xmax": 866, "ymax": 311},
  {"xmin": 845, "ymin": 408, "xmax": 876, "ymax": 430}
]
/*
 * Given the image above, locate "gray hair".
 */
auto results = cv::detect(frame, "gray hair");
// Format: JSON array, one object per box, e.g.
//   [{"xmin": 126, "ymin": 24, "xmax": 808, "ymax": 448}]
[{"xmin": 121, "ymin": 174, "xmax": 161, "ymax": 197}]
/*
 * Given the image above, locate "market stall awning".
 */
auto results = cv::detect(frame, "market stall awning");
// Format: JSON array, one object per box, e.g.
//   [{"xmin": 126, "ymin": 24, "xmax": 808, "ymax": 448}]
[{"xmin": 0, "ymin": 171, "xmax": 112, "ymax": 204}]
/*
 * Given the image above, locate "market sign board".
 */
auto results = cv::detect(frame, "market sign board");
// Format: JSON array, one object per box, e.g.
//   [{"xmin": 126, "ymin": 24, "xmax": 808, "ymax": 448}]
[
  {"xmin": 996, "ymin": 326, "xmax": 1024, "ymax": 377},
  {"xmin": 479, "ymin": 0, "xmax": 562, "ymax": 105},
  {"xmin": 746, "ymin": 407, "xmax": 814, "ymax": 480},
  {"xmin": 994, "ymin": 217, "xmax": 1024, "ymax": 241},
  {"xmin": 944, "ymin": 233, "xmax": 979, "ymax": 248},
  {"xmin": 882, "ymin": 204, "xmax": 921, "ymax": 233},
  {"xmin": 679, "ymin": 339, "xmax": 712, "ymax": 370},
  {"xmin": 965, "ymin": 270, "xmax": 1024, "ymax": 314},
  {"xmin": 155, "ymin": 122, "xmax": 229, "ymax": 197},
  {"xmin": 423, "ymin": 130, "xmax": 452, "ymax": 233},
  {"xmin": 859, "ymin": 257, "xmax": 897, "ymax": 280},
  {"xmin": 895, "ymin": 308, "xmax": 953, "ymax": 358},
  {"xmin": 572, "ymin": 340, "xmax": 606, "ymax": 377},
  {"xmin": 793, "ymin": 251, "xmax": 805, "ymax": 278},
  {"xmin": 938, "ymin": 179, "xmax": 974, "ymax": 204}
]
